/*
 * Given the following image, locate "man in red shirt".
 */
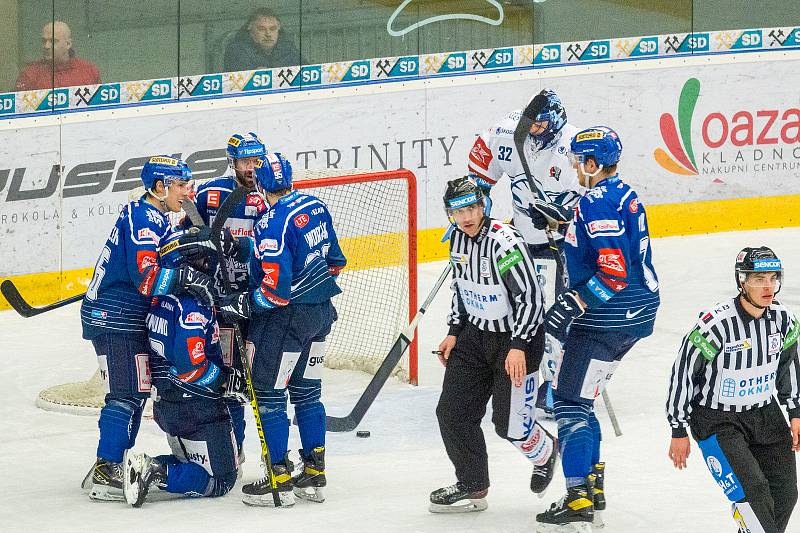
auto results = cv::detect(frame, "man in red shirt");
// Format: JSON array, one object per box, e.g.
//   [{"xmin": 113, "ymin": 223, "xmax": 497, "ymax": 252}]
[{"xmin": 15, "ymin": 20, "xmax": 100, "ymax": 91}]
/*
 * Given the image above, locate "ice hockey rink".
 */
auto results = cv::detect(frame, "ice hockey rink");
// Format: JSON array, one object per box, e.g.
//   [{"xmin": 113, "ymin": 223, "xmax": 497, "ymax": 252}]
[{"xmin": 2, "ymin": 227, "xmax": 799, "ymax": 533}]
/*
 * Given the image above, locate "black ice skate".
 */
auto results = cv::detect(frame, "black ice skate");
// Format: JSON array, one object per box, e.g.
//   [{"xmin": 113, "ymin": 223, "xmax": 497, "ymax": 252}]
[
  {"xmin": 428, "ymin": 482, "xmax": 488, "ymax": 513},
  {"xmin": 123, "ymin": 451, "xmax": 167, "ymax": 508},
  {"xmin": 242, "ymin": 460, "xmax": 295, "ymax": 507},
  {"xmin": 531, "ymin": 429, "xmax": 559, "ymax": 496},
  {"xmin": 588, "ymin": 462, "xmax": 606, "ymax": 529},
  {"xmin": 535, "ymin": 483, "xmax": 594, "ymax": 533},
  {"xmin": 87, "ymin": 458, "xmax": 124, "ymax": 502},
  {"xmin": 293, "ymin": 446, "xmax": 326, "ymax": 503}
]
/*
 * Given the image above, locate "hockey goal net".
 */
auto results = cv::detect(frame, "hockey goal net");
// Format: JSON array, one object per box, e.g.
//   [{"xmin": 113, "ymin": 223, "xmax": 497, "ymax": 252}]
[{"xmin": 35, "ymin": 168, "xmax": 418, "ymax": 415}]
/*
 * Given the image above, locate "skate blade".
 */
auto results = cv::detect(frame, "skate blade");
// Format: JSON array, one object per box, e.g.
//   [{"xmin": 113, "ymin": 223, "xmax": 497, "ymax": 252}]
[
  {"xmin": 81, "ymin": 465, "xmax": 94, "ymax": 491},
  {"xmin": 429, "ymin": 498, "xmax": 488, "ymax": 514},
  {"xmin": 122, "ymin": 450, "xmax": 143, "ymax": 506},
  {"xmin": 294, "ymin": 486, "xmax": 325, "ymax": 503},
  {"xmin": 592, "ymin": 511, "xmax": 605, "ymax": 529},
  {"xmin": 242, "ymin": 492, "xmax": 296, "ymax": 508},
  {"xmin": 535, "ymin": 522, "xmax": 593, "ymax": 533},
  {"xmin": 89, "ymin": 484, "xmax": 124, "ymax": 502}
]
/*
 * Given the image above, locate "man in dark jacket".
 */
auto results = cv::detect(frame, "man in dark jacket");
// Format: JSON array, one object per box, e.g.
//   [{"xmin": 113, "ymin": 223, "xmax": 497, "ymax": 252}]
[{"xmin": 223, "ymin": 8, "xmax": 306, "ymax": 72}]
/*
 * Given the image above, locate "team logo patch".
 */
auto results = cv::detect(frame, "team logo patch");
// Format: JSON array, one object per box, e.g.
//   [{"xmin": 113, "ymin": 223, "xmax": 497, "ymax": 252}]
[
  {"xmin": 187, "ymin": 337, "xmax": 206, "ymax": 364},
  {"xmin": 597, "ymin": 248, "xmax": 626, "ymax": 276},
  {"xmin": 768, "ymin": 333, "xmax": 781, "ymax": 355},
  {"xmin": 294, "ymin": 214, "xmax": 310, "ymax": 228},
  {"xmin": 480, "ymin": 257, "xmax": 491, "ymax": 277},
  {"xmin": 261, "ymin": 262, "xmax": 280, "ymax": 289},
  {"xmin": 469, "ymin": 137, "xmax": 493, "ymax": 170},
  {"xmin": 207, "ymin": 190, "xmax": 220, "ymax": 207},
  {"xmin": 136, "ymin": 250, "xmax": 158, "ymax": 273},
  {"xmin": 629, "ymin": 198, "xmax": 639, "ymax": 213}
]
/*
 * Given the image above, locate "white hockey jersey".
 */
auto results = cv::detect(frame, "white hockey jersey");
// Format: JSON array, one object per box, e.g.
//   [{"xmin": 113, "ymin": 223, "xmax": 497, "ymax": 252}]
[{"xmin": 468, "ymin": 110, "xmax": 582, "ymax": 246}]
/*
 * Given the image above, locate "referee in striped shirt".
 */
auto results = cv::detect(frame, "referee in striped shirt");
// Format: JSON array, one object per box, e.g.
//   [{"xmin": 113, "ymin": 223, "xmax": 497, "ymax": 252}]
[
  {"xmin": 429, "ymin": 176, "xmax": 557, "ymax": 513},
  {"xmin": 666, "ymin": 246, "xmax": 800, "ymax": 533}
]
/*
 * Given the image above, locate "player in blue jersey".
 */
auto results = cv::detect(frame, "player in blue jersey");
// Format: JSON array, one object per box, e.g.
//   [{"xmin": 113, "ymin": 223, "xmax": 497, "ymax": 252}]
[
  {"xmin": 80, "ymin": 156, "xmax": 216, "ymax": 502},
  {"xmin": 192, "ymin": 132, "xmax": 268, "ymax": 462},
  {"xmin": 536, "ymin": 127, "xmax": 660, "ymax": 532},
  {"xmin": 218, "ymin": 152, "xmax": 346, "ymax": 507},
  {"xmin": 121, "ymin": 230, "xmax": 247, "ymax": 507}
]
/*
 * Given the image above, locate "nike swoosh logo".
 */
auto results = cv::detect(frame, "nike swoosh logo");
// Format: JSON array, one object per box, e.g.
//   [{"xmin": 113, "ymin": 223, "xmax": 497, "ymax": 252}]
[
  {"xmin": 626, "ymin": 307, "xmax": 647, "ymax": 319},
  {"xmin": 183, "ymin": 393, "xmax": 192, "ymax": 398}
]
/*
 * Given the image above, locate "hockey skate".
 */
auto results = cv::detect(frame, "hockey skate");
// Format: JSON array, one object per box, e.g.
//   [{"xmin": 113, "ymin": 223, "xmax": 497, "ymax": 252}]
[
  {"xmin": 588, "ymin": 463, "xmax": 605, "ymax": 529},
  {"xmin": 535, "ymin": 483, "xmax": 594, "ymax": 533},
  {"xmin": 428, "ymin": 482, "xmax": 488, "ymax": 513},
  {"xmin": 242, "ymin": 460, "xmax": 295, "ymax": 507},
  {"xmin": 86, "ymin": 458, "xmax": 125, "ymax": 502},
  {"xmin": 293, "ymin": 447, "xmax": 326, "ymax": 503},
  {"xmin": 123, "ymin": 450, "xmax": 167, "ymax": 508},
  {"xmin": 531, "ymin": 429, "xmax": 559, "ymax": 496}
]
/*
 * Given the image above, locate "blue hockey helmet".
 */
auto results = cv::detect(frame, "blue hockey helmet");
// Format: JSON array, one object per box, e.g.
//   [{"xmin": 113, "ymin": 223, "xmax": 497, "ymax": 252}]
[
  {"xmin": 226, "ymin": 132, "xmax": 267, "ymax": 160},
  {"xmin": 254, "ymin": 152, "xmax": 293, "ymax": 193},
  {"xmin": 523, "ymin": 89, "xmax": 567, "ymax": 150},
  {"xmin": 569, "ymin": 126, "xmax": 623, "ymax": 168},
  {"xmin": 140, "ymin": 156, "xmax": 193, "ymax": 191}
]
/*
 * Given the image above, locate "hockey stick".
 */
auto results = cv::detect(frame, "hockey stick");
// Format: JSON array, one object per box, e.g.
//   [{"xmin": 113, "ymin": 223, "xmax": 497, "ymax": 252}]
[
  {"xmin": 326, "ymin": 263, "xmax": 452, "ymax": 432},
  {"xmin": 184, "ymin": 192, "xmax": 282, "ymax": 507},
  {"xmin": 1, "ymin": 280, "xmax": 85, "ymax": 318},
  {"xmin": 513, "ymin": 95, "xmax": 623, "ymax": 437}
]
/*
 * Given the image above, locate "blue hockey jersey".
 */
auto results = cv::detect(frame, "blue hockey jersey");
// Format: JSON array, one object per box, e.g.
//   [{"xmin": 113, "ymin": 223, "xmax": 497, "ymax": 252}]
[
  {"xmin": 194, "ymin": 176, "xmax": 267, "ymax": 291},
  {"xmin": 564, "ymin": 175, "xmax": 660, "ymax": 337},
  {"xmin": 147, "ymin": 294, "xmax": 226, "ymax": 400},
  {"xmin": 249, "ymin": 189, "xmax": 346, "ymax": 312},
  {"xmin": 81, "ymin": 198, "xmax": 174, "ymax": 340}
]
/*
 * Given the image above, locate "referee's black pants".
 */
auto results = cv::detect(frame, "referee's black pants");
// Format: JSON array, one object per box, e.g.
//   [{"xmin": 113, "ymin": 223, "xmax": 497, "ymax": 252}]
[
  {"xmin": 436, "ymin": 322, "xmax": 544, "ymax": 490},
  {"xmin": 690, "ymin": 401, "xmax": 797, "ymax": 533}
]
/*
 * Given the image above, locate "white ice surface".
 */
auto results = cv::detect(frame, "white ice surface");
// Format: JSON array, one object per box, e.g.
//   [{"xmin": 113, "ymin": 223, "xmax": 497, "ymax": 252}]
[{"xmin": 2, "ymin": 228, "xmax": 800, "ymax": 533}]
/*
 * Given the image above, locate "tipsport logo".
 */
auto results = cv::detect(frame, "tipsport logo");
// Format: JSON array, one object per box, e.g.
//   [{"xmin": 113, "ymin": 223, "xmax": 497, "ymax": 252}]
[{"xmin": 653, "ymin": 78, "xmax": 701, "ymax": 175}]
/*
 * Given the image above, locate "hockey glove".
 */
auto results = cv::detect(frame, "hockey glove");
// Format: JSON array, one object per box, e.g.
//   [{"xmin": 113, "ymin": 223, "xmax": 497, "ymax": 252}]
[
  {"xmin": 218, "ymin": 292, "xmax": 251, "ymax": 321},
  {"xmin": 217, "ymin": 227, "xmax": 240, "ymax": 257},
  {"xmin": 222, "ymin": 366, "xmax": 250, "ymax": 403},
  {"xmin": 172, "ymin": 226, "xmax": 216, "ymax": 260},
  {"xmin": 528, "ymin": 200, "xmax": 573, "ymax": 231},
  {"xmin": 544, "ymin": 291, "xmax": 585, "ymax": 342},
  {"xmin": 175, "ymin": 265, "xmax": 215, "ymax": 308}
]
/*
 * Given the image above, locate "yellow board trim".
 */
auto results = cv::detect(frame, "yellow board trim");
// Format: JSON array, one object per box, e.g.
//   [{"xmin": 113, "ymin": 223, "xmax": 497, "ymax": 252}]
[{"xmin": 2, "ymin": 194, "xmax": 800, "ymax": 311}]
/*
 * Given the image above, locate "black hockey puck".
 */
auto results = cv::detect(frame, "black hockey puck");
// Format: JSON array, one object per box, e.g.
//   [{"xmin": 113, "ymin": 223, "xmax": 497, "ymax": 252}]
[{"xmin": 356, "ymin": 430, "xmax": 371, "ymax": 438}]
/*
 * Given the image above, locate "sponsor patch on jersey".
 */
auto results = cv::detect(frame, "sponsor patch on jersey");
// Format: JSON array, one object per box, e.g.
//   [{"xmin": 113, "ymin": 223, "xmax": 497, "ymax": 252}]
[
  {"xmin": 689, "ymin": 328, "xmax": 719, "ymax": 361},
  {"xmin": 187, "ymin": 337, "xmax": 206, "ymax": 364},
  {"xmin": 701, "ymin": 312, "xmax": 714, "ymax": 324},
  {"xmin": 136, "ymin": 250, "xmax": 158, "ymax": 273},
  {"xmin": 598, "ymin": 274, "xmax": 627, "ymax": 293},
  {"xmin": 597, "ymin": 248, "xmax": 626, "ymax": 277},
  {"xmin": 768, "ymin": 333, "xmax": 781, "ymax": 355},
  {"xmin": 137, "ymin": 228, "xmax": 158, "ymax": 242},
  {"xmin": 480, "ymin": 257, "xmax": 491, "ymax": 277},
  {"xmin": 783, "ymin": 319, "xmax": 800, "ymax": 350},
  {"xmin": 549, "ymin": 166, "xmax": 561, "ymax": 180},
  {"xmin": 497, "ymin": 249, "xmax": 523, "ymax": 275},
  {"xmin": 629, "ymin": 198, "xmax": 639, "ymax": 213},
  {"xmin": 724, "ymin": 339, "xmax": 752, "ymax": 353},
  {"xmin": 575, "ymin": 131, "xmax": 604, "ymax": 142},
  {"xmin": 186, "ymin": 312, "xmax": 208, "ymax": 326},
  {"xmin": 469, "ymin": 136, "xmax": 493, "ymax": 171},
  {"xmin": 91, "ymin": 309, "xmax": 108, "ymax": 319},
  {"xmin": 587, "ymin": 219, "xmax": 620, "ymax": 234},
  {"xmin": 207, "ymin": 190, "xmax": 220, "ymax": 207},
  {"xmin": 450, "ymin": 252, "xmax": 468, "ymax": 264},
  {"xmin": 261, "ymin": 262, "xmax": 280, "ymax": 289},
  {"xmin": 294, "ymin": 213, "xmax": 310, "ymax": 228},
  {"xmin": 259, "ymin": 238, "xmax": 278, "ymax": 252},
  {"xmin": 245, "ymin": 205, "xmax": 259, "ymax": 217},
  {"xmin": 565, "ymin": 221, "xmax": 577, "ymax": 246}
]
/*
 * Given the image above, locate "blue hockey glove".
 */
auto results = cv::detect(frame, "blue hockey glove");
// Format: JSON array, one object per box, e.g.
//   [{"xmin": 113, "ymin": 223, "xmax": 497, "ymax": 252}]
[
  {"xmin": 544, "ymin": 291, "xmax": 585, "ymax": 342},
  {"xmin": 218, "ymin": 292, "xmax": 251, "ymax": 321},
  {"xmin": 175, "ymin": 266, "xmax": 215, "ymax": 308}
]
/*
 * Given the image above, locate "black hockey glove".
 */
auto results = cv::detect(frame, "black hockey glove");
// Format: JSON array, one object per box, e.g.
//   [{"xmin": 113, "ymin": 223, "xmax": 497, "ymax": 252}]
[
  {"xmin": 545, "ymin": 291, "xmax": 585, "ymax": 342},
  {"xmin": 217, "ymin": 227, "xmax": 241, "ymax": 257},
  {"xmin": 222, "ymin": 366, "xmax": 250, "ymax": 403},
  {"xmin": 175, "ymin": 265, "xmax": 215, "ymax": 308},
  {"xmin": 218, "ymin": 292, "xmax": 251, "ymax": 321},
  {"xmin": 527, "ymin": 200, "xmax": 573, "ymax": 231}
]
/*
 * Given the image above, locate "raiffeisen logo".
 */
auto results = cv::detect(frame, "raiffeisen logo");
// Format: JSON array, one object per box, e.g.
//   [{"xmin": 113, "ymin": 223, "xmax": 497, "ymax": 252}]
[{"xmin": 655, "ymin": 78, "xmax": 800, "ymax": 176}]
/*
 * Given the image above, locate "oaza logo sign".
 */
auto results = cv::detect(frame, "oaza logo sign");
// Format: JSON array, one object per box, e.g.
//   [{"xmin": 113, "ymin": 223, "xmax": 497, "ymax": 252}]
[{"xmin": 654, "ymin": 78, "xmax": 800, "ymax": 176}]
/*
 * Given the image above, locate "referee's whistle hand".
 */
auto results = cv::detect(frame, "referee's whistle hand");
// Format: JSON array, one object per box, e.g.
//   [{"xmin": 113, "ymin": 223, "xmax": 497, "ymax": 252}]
[{"xmin": 437, "ymin": 335, "xmax": 457, "ymax": 366}]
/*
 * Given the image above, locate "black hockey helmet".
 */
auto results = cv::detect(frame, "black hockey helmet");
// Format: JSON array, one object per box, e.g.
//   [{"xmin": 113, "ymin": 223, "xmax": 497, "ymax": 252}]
[
  {"xmin": 735, "ymin": 246, "xmax": 782, "ymax": 304},
  {"xmin": 443, "ymin": 175, "xmax": 485, "ymax": 212}
]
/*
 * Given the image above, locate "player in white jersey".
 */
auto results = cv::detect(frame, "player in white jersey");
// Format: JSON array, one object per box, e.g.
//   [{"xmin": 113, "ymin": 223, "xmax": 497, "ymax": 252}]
[{"xmin": 468, "ymin": 89, "xmax": 582, "ymax": 416}]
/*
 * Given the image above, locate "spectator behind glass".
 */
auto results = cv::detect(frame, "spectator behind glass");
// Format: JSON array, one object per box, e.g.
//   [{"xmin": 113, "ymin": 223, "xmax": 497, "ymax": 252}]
[
  {"xmin": 15, "ymin": 20, "xmax": 100, "ymax": 91},
  {"xmin": 223, "ymin": 8, "xmax": 306, "ymax": 72}
]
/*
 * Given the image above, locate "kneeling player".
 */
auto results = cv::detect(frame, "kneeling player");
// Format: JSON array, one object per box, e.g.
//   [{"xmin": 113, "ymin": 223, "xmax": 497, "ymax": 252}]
[
  {"xmin": 431, "ymin": 176, "xmax": 556, "ymax": 513},
  {"xmin": 122, "ymin": 231, "xmax": 246, "ymax": 507},
  {"xmin": 667, "ymin": 247, "xmax": 800, "ymax": 533}
]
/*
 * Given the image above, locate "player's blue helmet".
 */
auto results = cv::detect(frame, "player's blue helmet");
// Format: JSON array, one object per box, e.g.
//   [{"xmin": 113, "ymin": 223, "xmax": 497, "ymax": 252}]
[
  {"xmin": 569, "ymin": 126, "xmax": 623, "ymax": 167},
  {"xmin": 226, "ymin": 132, "xmax": 266, "ymax": 160},
  {"xmin": 254, "ymin": 152, "xmax": 293, "ymax": 193},
  {"xmin": 524, "ymin": 89, "xmax": 567, "ymax": 150},
  {"xmin": 140, "ymin": 156, "xmax": 193, "ymax": 191}
]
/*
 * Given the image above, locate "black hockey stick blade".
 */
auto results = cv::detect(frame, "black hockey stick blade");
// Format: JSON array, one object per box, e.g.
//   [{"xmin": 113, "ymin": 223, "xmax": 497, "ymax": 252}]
[
  {"xmin": 325, "ymin": 264, "xmax": 453, "ymax": 432},
  {"xmin": 1, "ymin": 279, "xmax": 84, "ymax": 318}
]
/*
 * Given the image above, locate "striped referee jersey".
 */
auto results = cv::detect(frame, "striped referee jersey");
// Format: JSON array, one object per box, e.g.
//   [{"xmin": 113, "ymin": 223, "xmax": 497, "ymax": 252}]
[
  {"xmin": 666, "ymin": 296, "xmax": 800, "ymax": 438},
  {"xmin": 447, "ymin": 218, "xmax": 545, "ymax": 350}
]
